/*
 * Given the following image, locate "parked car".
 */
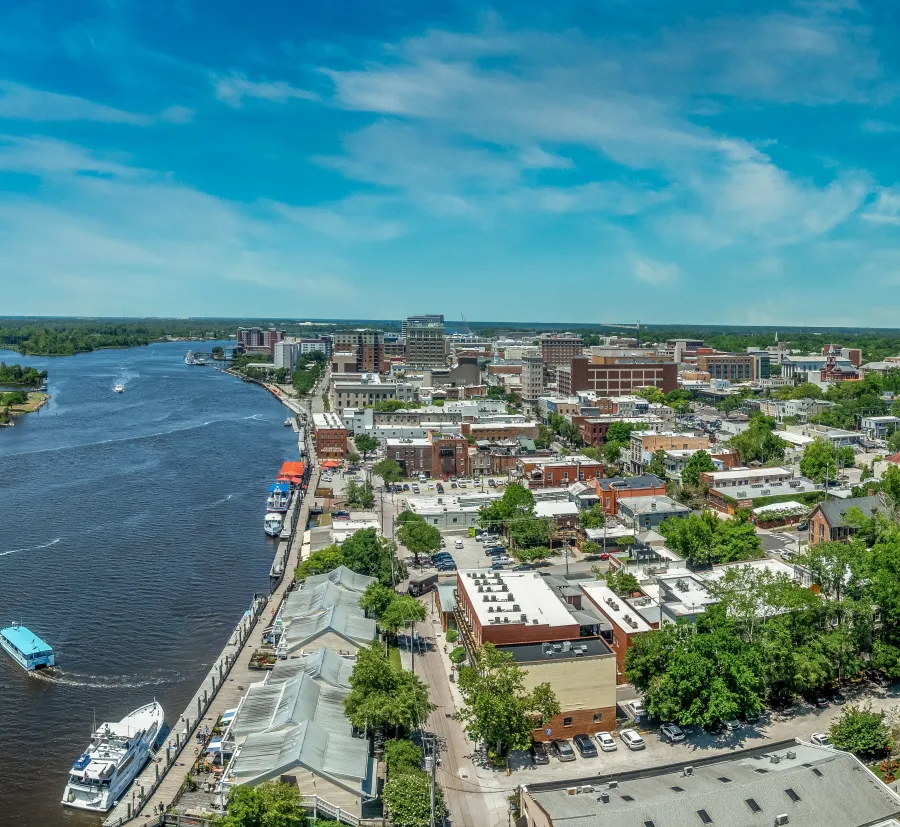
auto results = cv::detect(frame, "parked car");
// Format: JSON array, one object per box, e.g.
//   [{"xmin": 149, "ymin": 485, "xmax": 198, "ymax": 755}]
[
  {"xmin": 402, "ymin": 484, "xmax": 410, "ymax": 491},
  {"xmin": 797, "ymin": 521, "xmax": 809, "ymax": 531},
  {"xmin": 486, "ymin": 546, "xmax": 507, "ymax": 556},
  {"xmin": 436, "ymin": 561, "xmax": 457, "ymax": 572},
  {"xmin": 724, "ymin": 719, "xmax": 741, "ymax": 732},
  {"xmin": 810, "ymin": 732, "xmax": 833, "ymax": 748},
  {"xmin": 811, "ymin": 695, "xmax": 829, "ymax": 709},
  {"xmin": 620, "ymin": 729, "xmax": 645, "ymax": 750},
  {"xmin": 412, "ymin": 485, "xmax": 420, "ymax": 494},
  {"xmin": 830, "ymin": 691, "xmax": 846, "ymax": 705},
  {"xmin": 451, "ymin": 482, "xmax": 458, "ymax": 489},
  {"xmin": 572, "ymin": 734, "xmax": 598, "ymax": 758},
  {"xmin": 436, "ymin": 484, "xmax": 445, "ymax": 493},
  {"xmin": 869, "ymin": 670, "xmax": 892, "ymax": 687},
  {"xmin": 490, "ymin": 560, "xmax": 507, "ymax": 570},
  {"xmin": 512, "ymin": 563, "xmax": 534, "ymax": 571},
  {"xmin": 551, "ymin": 739, "xmax": 576, "ymax": 762},
  {"xmin": 489, "ymin": 479, "xmax": 497, "ymax": 487},
  {"xmin": 530, "ymin": 741, "xmax": 550, "ymax": 765},
  {"xmin": 660, "ymin": 724, "xmax": 685, "ymax": 743},
  {"xmin": 594, "ymin": 731, "xmax": 617, "ymax": 752},
  {"xmin": 623, "ymin": 699, "xmax": 645, "ymax": 719},
  {"xmin": 492, "ymin": 555, "xmax": 513, "ymax": 566},
  {"xmin": 418, "ymin": 474, "xmax": 428, "ymax": 483},
  {"xmin": 454, "ymin": 539, "xmax": 465, "ymax": 550}
]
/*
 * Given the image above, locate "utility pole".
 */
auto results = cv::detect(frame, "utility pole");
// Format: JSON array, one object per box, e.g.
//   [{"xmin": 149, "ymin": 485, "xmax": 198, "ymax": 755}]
[{"xmin": 428, "ymin": 733, "xmax": 437, "ymax": 827}]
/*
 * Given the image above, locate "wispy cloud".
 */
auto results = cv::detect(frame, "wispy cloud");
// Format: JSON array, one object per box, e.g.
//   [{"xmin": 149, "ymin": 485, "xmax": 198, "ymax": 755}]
[
  {"xmin": 632, "ymin": 257, "xmax": 680, "ymax": 285},
  {"xmin": 212, "ymin": 72, "xmax": 318, "ymax": 107}
]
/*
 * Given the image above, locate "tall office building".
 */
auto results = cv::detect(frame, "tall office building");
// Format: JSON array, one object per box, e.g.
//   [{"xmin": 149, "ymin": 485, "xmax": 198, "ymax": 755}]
[
  {"xmin": 332, "ymin": 329, "xmax": 385, "ymax": 373},
  {"xmin": 402, "ymin": 314, "xmax": 444, "ymax": 341},
  {"xmin": 405, "ymin": 319, "xmax": 447, "ymax": 368},
  {"xmin": 520, "ymin": 350, "xmax": 545, "ymax": 401},
  {"xmin": 539, "ymin": 333, "xmax": 584, "ymax": 368}
]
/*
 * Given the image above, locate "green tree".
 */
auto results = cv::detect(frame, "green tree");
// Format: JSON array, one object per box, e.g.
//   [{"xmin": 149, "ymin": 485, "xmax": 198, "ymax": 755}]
[
  {"xmin": 354, "ymin": 433, "xmax": 379, "ymax": 459},
  {"xmin": 373, "ymin": 459, "xmax": 402, "ymax": 487},
  {"xmin": 513, "ymin": 545, "xmax": 553, "ymax": 564},
  {"xmin": 456, "ymin": 643, "xmax": 560, "ymax": 757},
  {"xmin": 214, "ymin": 781, "xmax": 308, "ymax": 827},
  {"xmin": 681, "ymin": 450, "xmax": 716, "ymax": 486},
  {"xmin": 344, "ymin": 478, "xmax": 375, "ymax": 509},
  {"xmin": 710, "ymin": 514, "xmax": 763, "ymax": 564},
  {"xmin": 478, "ymin": 483, "xmax": 536, "ymax": 532},
  {"xmin": 341, "ymin": 528, "xmax": 403, "ymax": 586},
  {"xmin": 606, "ymin": 421, "xmax": 640, "ymax": 443},
  {"xmin": 579, "ymin": 504, "xmax": 606, "ymax": 530},
  {"xmin": 344, "ymin": 645, "xmax": 434, "ymax": 734},
  {"xmin": 603, "ymin": 441, "xmax": 625, "ymax": 465},
  {"xmin": 647, "ymin": 448, "xmax": 668, "ymax": 479},
  {"xmin": 383, "ymin": 739, "xmax": 423, "ymax": 776},
  {"xmin": 449, "ymin": 646, "xmax": 467, "ymax": 664},
  {"xmin": 508, "ymin": 516, "xmax": 552, "ymax": 550},
  {"xmin": 294, "ymin": 545, "xmax": 343, "ymax": 581},
  {"xmin": 727, "ymin": 418, "xmax": 786, "ymax": 465},
  {"xmin": 346, "ymin": 451, "xmax": 361, "ymax": 465},
  {"xmin": 602, "ymin": 568, "xmax": 640, "ymax": 596},
  {"xmin": 829, "ymin": 704, "xmax": 893, "ymax": 758},
  {"xmin": 383, "ymin": 770, "xmax": 446, "ymax": 827},
  {"xmin": 359, "ymin": 582, "xmax": 396, "ymax": 620},
  {"xmin": 888, "ymin": 430, "xmax": 900, "ymax": 454},
  {"xmin": 396, "ymin": 511, "xmax": 441, "ymax": 566},
  {"xmin": 659, "ymin": 512, "xmax": 761, "ymax": 567},
  {"xmin": 380, "ymin": 594, "xmax": 427, "ymax": 638},
  {"xmin": 445, "ymin": 628, "xmax": 458, "ymax": 643},
  {"xmin": 625, "ymin": 607, "xmax": 763, "ymax": 727},
  {"xmin": 580, "ymin": 446, "xmax": 603, "ymax": 462},
  {"xmin": 800, "ymin": 438, "xmax": 854, "ymax": 483},
  {"xmin": 534, "ymin": 424, "xmax": 554, "ymax": 450}
]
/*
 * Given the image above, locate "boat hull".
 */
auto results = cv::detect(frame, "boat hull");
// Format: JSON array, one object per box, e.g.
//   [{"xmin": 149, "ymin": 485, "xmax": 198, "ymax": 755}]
[{"xmin": 0, "ymin": 632, "xmax": 55, "ymax": 672}]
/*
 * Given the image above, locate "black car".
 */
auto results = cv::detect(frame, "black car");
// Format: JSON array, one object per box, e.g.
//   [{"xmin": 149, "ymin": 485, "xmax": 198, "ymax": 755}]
[
  {"xmin": 530, "ymin": 741, "xmax": 550, "ymax": 765},
  {"xmin": 797, "ymin": 521, "xmax": 809, "ymax": 531},
  {"xmin": 436, "ymin": 484, "xmax": 445, "ymax": 493},
  {"xmin": 436, "ymin": 561, "xmax": 457, "ymax": 572},
  {"xmin": 431, "ymin": 553, "xmax": 453, "ymax": 563},
  {"xmin": 810, "ymin": 695, "xmax": 829, "ymax": 709},
  {"xmin": 512, "ymin": 563, "xmax": 534, "ymax": 572},
  {"xmin": 402, "ymin": 484, "xmax": 410, "ymax": 491},
  {"xmin": 486, "ymin": 546, "xmax": 506, "ymax": 556},
  {"xmin": 572, "ymin": 734, "xmax": 598, "ymax": 758},
  {"xmin": 830, "ymin": 691, "xmax": 846, "ymax": 705}
]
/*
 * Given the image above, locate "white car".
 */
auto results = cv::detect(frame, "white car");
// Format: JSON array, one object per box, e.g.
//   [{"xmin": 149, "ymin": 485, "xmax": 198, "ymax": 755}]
[
  {"xmin": 492, "ymin": 555, "xmax": 513, "ymax": 566},
  {"xmin": 660, "ymin": 723, "xmax": 685, "ymax": 743},
  {"xmin": 810, "ymin": 733, "xmax": 833, "ymax": 748},
  {"xmin": 620, "ymin": 729, "xmax": 645, "ymax": 750},
  {"xmin": 594, "ymin": 731, "xmax": 617, "ymax": 752},
  {"xmin": 454, "ymin": 539, "xmax": 464, "ymax": 550}
]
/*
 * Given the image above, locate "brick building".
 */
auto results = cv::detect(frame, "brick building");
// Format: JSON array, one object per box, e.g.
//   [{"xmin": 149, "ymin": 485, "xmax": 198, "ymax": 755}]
[
  {"xmin": 461, "ymin": 421, "xmax": 540, "ymax": 441},
  {"xmin": 589, "ymin": 474, "xmax": 668, "ymax": 515},
  {"xmin": 808, "ymin": 495, "xmax": 881, "ymax": 546},
  {"xmin": 539, "ymin": 333, "xmax": 584, "ymax": 368},
  {"xmin": 695, "ymin": 351, "xmax": 757, "ymax": 381},
  {"xmin": 236, "ymin": 327, "xmax": 286, "ymax": 356},
  {"xmin": 456, "ymin": 570, "xmax": 616, "ymax": 740},
  {"xmin": 627, "ymin": 431, "xmax": 711, "ymax": 474},
  {"xmin": 564, "ymin": 355, "xmax": 678, "ymax": 395},
  {"xmin": 332, "ymin": 329, "xmax": 385, "ymax": 373},
  {"xmin": 574, "ymin": 415, "xmax": 664, "ymax": 447},
  {"xmin": 513, "ymin": 455, "xmax": 604, "ymax": 488},
  {"xmin": 386, "ymin": 431, "xmax": 468, "ymax": 477},
  {"xmin": 312, "ymin": 412, "xmax": 349, "ymax": 459}
]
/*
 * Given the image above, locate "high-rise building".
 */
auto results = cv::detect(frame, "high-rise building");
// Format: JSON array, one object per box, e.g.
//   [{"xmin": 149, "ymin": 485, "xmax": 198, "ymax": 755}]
[
  {"xmin": 332, "ymin": 329, "xmax": 385, "ymax": 373},
  {"xmin": 538, "ymin": 333, "xmax": 584, "ymax": 368},
  {"xmin": 274, "ymin": 341, "xmax": 300, "ymax": 372},
  {"xmin": 236, "ymin": 327, "xmax": 286, "ymax": 356},
  {"xmin": 402, "ymin": 314, "xmax": 444, "ymax": 340},
  {"xmin": 520, "ymin": 350, "xmax": 544, "ymax": 401},
  {"xmin": 405, "ymin": 319, "xmax": 447, "ymax": 368}
]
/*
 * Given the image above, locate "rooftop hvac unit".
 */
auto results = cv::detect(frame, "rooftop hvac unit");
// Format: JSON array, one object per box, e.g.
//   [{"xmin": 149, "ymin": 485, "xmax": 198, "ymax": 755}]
[
  {"xmin": 683, "ymin": 766, "xmax": 693, "ymax": 776},
  {"xmin": 774, "ymin": 816, "xmax": 789, "ymax": 826},
  {"xmin": 483, "ymin": 595, "xmax": 490, "ymax": 602},
  {"xmin": 786, "ymin": 750, "xmax": 796, "ymax": 760},
  {"xmin": 598, "ymin": 792, "xmax": 610, "ymax": 803},
  {"xmin": 607, "ymin": 781, "xmax": 618, "ymax": 789},
  {"xmin": 520, "ymin": 614, "xmax": 527, "ymax": 622},
  {"xmin": 532, "ymin": 619, "xmax": 539, "ymax": 624},
  {"xmin": 503, "ymin": 616, "xmax": 509, "ymax": 623},
  {"xmin": 676, "ymin": 579, "xmax": 689, "ymax": 592},
  {"xmin": 737, "ymin": 491, "xmax": 747, "ymax": 497},
  {"xmin": 491, "ymin": 595, "xmax": 497, "ymax": 602},
  {"xmin": 562, "ymin": 641, "xmax": 571, "ymax": 652},
  {"xmin": 770, "ymin": 755, "xmax": 782, "ymax": 764},
  {"xmin": 477, "ymin": 586, "xmax": 483, "ymax": 593},
  {"xmin": 507, "ymin": 594, "xmax": 514, "ymax": 602},
  {"xmin": 501, "ymin": 584, "xmax": 508, "ymax": 591},
  {"xmin": 487, "ymin": 606, "xmax": 494, "ymax": 613},
  {"xmin": 513, "ymin": 604, "xmax": 521, "ymax": 612},
  {"xmin": 581, "ymin": 785, "xmax": 594, "ymax": 793},
  {"xmin": 567, "ymin": 787, "xmax": 577, "ymax": 796},
  {"xmin": 491, "ymin": 617, "xmax": 500, "ymax": 624},
  {"xmin": 762, "ymin": 489, "xmax": 771, "ymax": 495}
]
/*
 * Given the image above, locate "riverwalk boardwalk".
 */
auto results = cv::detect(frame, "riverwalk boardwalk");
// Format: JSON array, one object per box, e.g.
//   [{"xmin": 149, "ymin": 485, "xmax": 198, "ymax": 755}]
[{"xmin": 104, "ymin": 392, "xmax": 320, "ymax": 827}]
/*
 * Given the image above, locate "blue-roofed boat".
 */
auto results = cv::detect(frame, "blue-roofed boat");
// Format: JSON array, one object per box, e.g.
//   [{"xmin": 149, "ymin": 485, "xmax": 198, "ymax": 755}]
[
  {"xmin": 0, "ymin": 621, "xmax": 56, "ymax": 671},
  {"xmin": 266, "ymin": 482, "xmax": 290, "ymax": 513}
]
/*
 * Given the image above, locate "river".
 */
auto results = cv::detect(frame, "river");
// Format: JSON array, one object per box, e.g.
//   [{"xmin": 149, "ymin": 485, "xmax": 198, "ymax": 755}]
[{"xmin": 0, "ymin": 342, "xmax": 299, "ymax": 827}]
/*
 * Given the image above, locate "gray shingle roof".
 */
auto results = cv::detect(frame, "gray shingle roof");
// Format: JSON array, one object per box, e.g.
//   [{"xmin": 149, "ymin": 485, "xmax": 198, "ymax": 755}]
[
  {"xmin": 598, "ymin": 474, "xmax": 665, "ymax": 492},
  {"xmin": 815, "ymin": 495, "xmax": 882, "ymax": 529},
  {"xmin": 303, "ymin": 565, "xmax": 377, "ymax": 593},
  {"xmin": 526, "ymin": 741, "xmax": 900, "ymax": 827}
]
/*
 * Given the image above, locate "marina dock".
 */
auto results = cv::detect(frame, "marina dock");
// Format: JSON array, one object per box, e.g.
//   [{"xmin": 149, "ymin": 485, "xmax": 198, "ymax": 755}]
[{"xmin": 104, "ymin": 393, "xmax": 318, "ymax": 827}]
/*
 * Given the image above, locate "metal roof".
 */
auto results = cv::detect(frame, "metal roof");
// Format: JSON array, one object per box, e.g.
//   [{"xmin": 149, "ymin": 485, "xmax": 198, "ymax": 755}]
[
  {"xmin": 303, "ymin": 566, "xmax": 377, "ymax": 593},
  {"xmin": 815, "ymin": 495, "xmax": 882, "ymax": 528},
  {"xmin": 436, "ymin": 584, "xmax": 458, "ymax": 613},
  {"xmin": 526, "ymin": 741, "xmax": 900, "ymax": 827},
  {"xmin": 0, "ymin": 624, "xmax": 52, "ymax": 656}
]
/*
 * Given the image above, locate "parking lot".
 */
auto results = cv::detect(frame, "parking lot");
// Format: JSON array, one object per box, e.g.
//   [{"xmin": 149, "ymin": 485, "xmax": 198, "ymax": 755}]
[{"xmin": 503, "ymin": 682, "xmax": 900, "ymax": 784}]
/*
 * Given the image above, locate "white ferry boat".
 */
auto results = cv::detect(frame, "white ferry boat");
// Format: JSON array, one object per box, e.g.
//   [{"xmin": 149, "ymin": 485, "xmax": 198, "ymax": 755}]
[
  {"xmin": 266, "ymin": 482, "xmax": 290, "ymax": 513},
  {"xmin": 0, "ymin": 622, "xmax": 55, "ymax": 671},
  {"xmin": 184, "ymin": 351, "xmax": 195, "ymax": 365},
  {"xmin": 264, "ymin": 512, "xmax": 284, "ymax": 537},
  {"xmin": 61, "ymin": 701, "xmax": 164, "ymax": 812}
]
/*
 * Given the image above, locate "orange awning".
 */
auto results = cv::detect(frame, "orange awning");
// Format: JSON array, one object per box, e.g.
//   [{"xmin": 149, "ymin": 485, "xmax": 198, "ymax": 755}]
[
  {"xmin": 321, "ymin": 460, "xmax": 340, "ymax": 468},
  {"xmin": 277, "ymin": 461, "xmax": 306, "ymax": 483}
]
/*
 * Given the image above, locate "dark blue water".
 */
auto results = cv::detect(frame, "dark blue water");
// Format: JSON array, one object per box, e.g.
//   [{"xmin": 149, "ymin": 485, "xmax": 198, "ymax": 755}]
[{"xmin": 0, "ymin": 342, "xmax": 298, "ymax": 827}]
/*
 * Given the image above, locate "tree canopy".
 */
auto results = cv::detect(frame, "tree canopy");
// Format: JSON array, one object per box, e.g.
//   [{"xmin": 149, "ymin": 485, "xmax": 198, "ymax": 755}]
[
  {"xmin": 726, "ymin": 418, "xmax": 786, "ymax": 465},
  {"xmin": 294, "ymin": 545, "xmax": 343, "ymax": 581},
  {"xmin": 579, "ymin": 504, "xmax": 606, "ymax": 530},
  {"xmin": 829, "ymin": 704, "xmax": 893, "ymax": 758},
  {"xmin": 373, "ymin": 459, "xmax": 402, "ymax": 485},
  {"xmin": 344, "ymin": 478, "xmax": 375, "ymax": 509},
  {"xmin": 799, "ymin": 438, "xmax": 856, "ymax": 483},
  {"xmin": 382, "ymin": 767, "xmax": 446, "ymax": 827},
  {"xmin": 396, "ymin": 510, "xmax": 441, "ymax": 565},
  {"xmin": 658, "ymin": 511, "xmax": 762, "ymax": 567},
  {"xmin": 214, "ymin": 781, "xmax": 308, "ymax": 827},
  {"xmin": 341, "ymin": 528, "xmax": 403, "ymax": 586},
  {"xmin": 681, "ymin": 450, "xmax": 716, "ymax": 486},
  {"xmin": 354, "ymin": 433, "xmax": 379, "ymax": 458},
  {"xmin": 455, "ymin": 643, "xmax": 560, "ymax": 758},
  {"xmin": 647, "ymin": 448, "xmax": 667, "ymax": 479}
]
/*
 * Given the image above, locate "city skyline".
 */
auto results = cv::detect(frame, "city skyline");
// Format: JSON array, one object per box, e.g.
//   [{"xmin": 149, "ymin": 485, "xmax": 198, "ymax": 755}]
[{"xmin": 2, "ymin": 1, "xmax": 900, "ymax": 324}]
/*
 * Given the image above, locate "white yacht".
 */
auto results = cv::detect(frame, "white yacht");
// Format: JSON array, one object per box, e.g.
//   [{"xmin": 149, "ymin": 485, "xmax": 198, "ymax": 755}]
[
  {"xmin": 62, "ymin": 701, "xmax": 164, "ymax": 813},
  {"xmin": 184, "ymin": 351, "xmax": 195, "ymax": 365},
  {"xmin": 264, "ymin": 512, "xmax": 284, "ymax": 537},
  {"xmin": 194, "ymin": 355, "xmax": 206, "ymax": 366},
  {"xmin": 284, "ymin": 417, "xmax": 293, "ymax": 427},
  {"xmin": 113, "ymin": 384, "xmax": 125, "ymax": 393}
]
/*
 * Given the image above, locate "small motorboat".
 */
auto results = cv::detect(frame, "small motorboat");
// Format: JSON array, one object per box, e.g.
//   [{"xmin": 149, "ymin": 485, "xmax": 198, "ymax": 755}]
[
  {"xmin": 113, "ymin": 384, "xmax": 125, "ymax": 393},
  {"xmin": 284, "ymin": 417, "xmax": 293, "ymax": 427}
]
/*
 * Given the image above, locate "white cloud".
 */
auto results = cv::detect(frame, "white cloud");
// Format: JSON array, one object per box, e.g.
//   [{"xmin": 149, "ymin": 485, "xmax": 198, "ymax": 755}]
[
  {"xmin": 212, "ymin": 72, "xmax": 318, "ymax": 107},
  {"xmin": 861, "ymin": 188, "xmax": 900, "ymax": 225},
  {"xmin": 0, "ymin": 81, "xmax": 187, "ymax": 125},
  {"xmin": 632, "ymin": 257, "xmax": 680, "ymax": 285},
  {"xmin": 861, "ymin": 119, "xmax": 900, "ymax": 134},
  {"xmin": 270, "ymin": 195, "xmax": 408, "ymax": 242}
]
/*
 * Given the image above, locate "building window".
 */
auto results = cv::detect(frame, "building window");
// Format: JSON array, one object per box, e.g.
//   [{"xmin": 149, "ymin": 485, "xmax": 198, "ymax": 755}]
[
  {"xmin": 563, "ymin": 717, "xmax": 573, "ymax": 727},
  {"xmin": 593, "ymin": 714, "xmax": 602, "ymax": 724}
]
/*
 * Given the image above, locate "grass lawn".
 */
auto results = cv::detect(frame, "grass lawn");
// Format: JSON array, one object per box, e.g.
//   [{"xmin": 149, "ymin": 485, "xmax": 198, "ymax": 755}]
[{"xmin": 388, "ymin": 643, "xmax": 402, "ymax": 673}]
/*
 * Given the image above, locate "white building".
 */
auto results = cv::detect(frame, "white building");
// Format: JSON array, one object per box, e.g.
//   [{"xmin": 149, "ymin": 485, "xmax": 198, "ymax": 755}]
[
  {"xmin": 274, "ymin": 340, "xmax": 300, "ymax": 372},
  {"xmin": 520, "ymin": 350, "xmax": 544, "ymax": 402}
]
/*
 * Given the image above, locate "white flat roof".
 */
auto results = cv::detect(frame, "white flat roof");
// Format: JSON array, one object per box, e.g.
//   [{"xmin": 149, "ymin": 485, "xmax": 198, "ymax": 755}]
[
  {"xmin": 458, "ymin": 570, "xmax": 576, "ymax": 629},
  {"xmin": 775, "ymin": 430, "xmax": 815, "ymax": 446},
  {"xmin": 704, "ymin": 558, "xmax": 799, "ymax": 582},
  {"xmin": 753, "ymin": 500, "xmax": 809, "ymax": 515},
  {"xmin": 580, "ymin": 582, "xmax": 653, "ymax": 633},
  {"xmin": 704, "ymin": 466, "xmax": 791, "ymax": 481},
  {"xmin": 534, "ymin": 501, "xmax": 579, "ymax": 518}
]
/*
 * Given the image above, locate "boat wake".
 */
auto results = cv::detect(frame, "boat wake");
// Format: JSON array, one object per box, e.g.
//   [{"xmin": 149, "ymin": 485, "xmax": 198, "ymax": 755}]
[
  {"xmin": 209, "ymin": 493, "xmax": 235, "ymax": 507},
  {"xmin": 0, "ymin": 537, "xmax": 61, "ymax": 557},
  {"xmin": 30, "ymin": 669, "xmax": 178, "ymax": 689},
  {"xmin": 244, "ymin": 414, "xmax": 265, "ymax": 421}
]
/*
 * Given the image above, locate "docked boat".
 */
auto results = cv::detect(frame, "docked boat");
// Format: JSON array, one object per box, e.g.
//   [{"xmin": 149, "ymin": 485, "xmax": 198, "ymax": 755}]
[
  {"xmin": 0, "ymin": 622, "xmax": 55, "ymax": 671},
  {"xmin": 61, "ymin": 701, "xmax": 164, "ymax": 812},
  {"xmin": 194, "ymin": 355, "xmax": 206, "ymax": 366},
  {"xmin": 266, "ymin": 482, "xmax": 290, "ymax": 513},
  {"xmin": 184, "ymin": 351, "xmax": 195, "ymax": 365},
  {"xmin": 113, "ymin": 383, "xmax": 125, "ymax": 393},
  {"xmin": 264, "ymin": 512, "xmax": 284, "ymax": 537},
  {"xmin": 283, "ymin": 417, "xmax": 293, "ymax": 427}
]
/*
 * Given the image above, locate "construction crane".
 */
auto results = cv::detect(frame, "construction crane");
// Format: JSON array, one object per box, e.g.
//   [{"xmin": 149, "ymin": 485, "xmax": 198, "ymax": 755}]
[
  {"xmin": 459, "ymin": 313, "xmax": 473, "ymax": 337},
  {"xmin": 596, "ymin": 320, "xmax": 642, "ymax": 346}
]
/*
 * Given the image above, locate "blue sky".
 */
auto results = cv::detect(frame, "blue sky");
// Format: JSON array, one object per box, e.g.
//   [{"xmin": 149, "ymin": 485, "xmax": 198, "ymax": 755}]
[{"xmin": 2, "ymin": 0, "xmax": 900, "ymax": 324}]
